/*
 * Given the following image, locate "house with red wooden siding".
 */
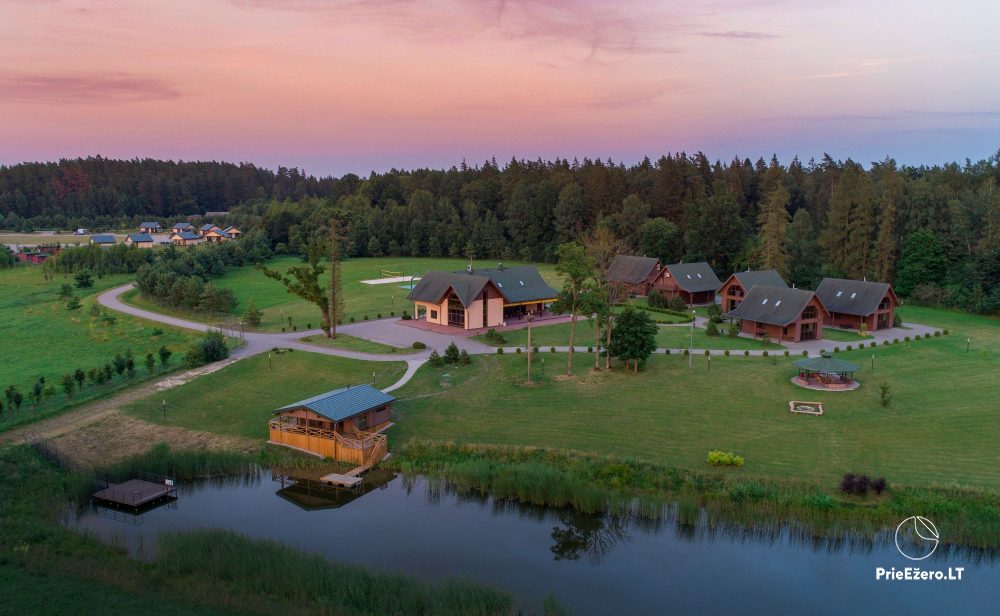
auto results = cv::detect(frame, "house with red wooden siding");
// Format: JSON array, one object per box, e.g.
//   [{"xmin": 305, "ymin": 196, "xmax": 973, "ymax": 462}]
[
  {"xmin": 814, "ymin": 278, "xmax": 899, "ymax": 331},
  {"xmin": 724, "ymin": 284, "xmax": 828, "ymax": 342},
  {"xmin": 719, "ymin": 270, "xmax": 788, "ymax": 312}
]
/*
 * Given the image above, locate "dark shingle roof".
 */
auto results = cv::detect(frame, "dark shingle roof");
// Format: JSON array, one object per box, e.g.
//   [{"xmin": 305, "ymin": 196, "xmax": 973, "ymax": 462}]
[
  {"xmin": 607, "ymin": 255, "xmax": 660, "ymax": 284},
  {"xmin": 732, "ymin": 269, "xmax": 787, "ymax": 290},
  {"xmin": 407, "ymin": 271, "xmax": 490, "ymax": 307},
  {"xmin": 815, "ymin": 278, "xmax": 893, "ymax": 317},
  {"xmin": 200, "ymin": 223, "xmax": 218, "ymax": 231},
  {"xmin": 127, "ymin": 233, "xmax": 153, "ymax": 243},
  {"xmin": 90, "ymin": 234, "xmax": 115, "ymax": 244},
  {"xmin": 140, "ymin": 221, "xmax": 160, "ymax": 228},
  {"xmin": 471, "ymin": 266, "xmax": 558, "ymax": 304},
  {"xmin": 724, "ymin": 285, "xmax": 821, "ymax": 326},
  {"xmin": 407, "ymin": 266, "xmax": 557, "ymax": 307},
  {"xmin": 174, "ymin": 231, "xmax": 201, "ymax": 240},
  {"xmin": 172, "ymin": 223, "xmax": 194, "ymax": 230},
  {"xmin": 665, "ymin": 262, "xmax": 722, "ymax": 292},
  {"xmin": 276, "ymin": 384, "xmax": 394, "ymax": 422}
]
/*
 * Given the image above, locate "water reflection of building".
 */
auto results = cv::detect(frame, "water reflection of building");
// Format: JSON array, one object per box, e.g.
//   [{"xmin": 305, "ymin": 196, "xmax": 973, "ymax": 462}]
[{"xmin": 272, "ymin": 469, "xmax": 396, "ymax": 511}]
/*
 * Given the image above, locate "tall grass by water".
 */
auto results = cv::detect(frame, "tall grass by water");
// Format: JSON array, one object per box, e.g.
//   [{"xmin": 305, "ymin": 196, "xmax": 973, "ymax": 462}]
[{"xmin": 390, "ymin": 440, "xmax": 1000, "ymax": 550}]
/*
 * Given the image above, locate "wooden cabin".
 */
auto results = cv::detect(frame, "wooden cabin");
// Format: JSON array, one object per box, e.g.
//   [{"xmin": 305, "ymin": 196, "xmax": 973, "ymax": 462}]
[
  {"xmin": 171, "ymin": 222, "xmax": 195, "ymax": 234},
  {"xmin": 724, "ymin": 284, "xmax": 828, "ymax": 342},
  {"xmin": 125, "ymin": 233, "xmax": 154, "ymax": 248},
  {"xmin": 89, "ymin": 234, "xmax": 116, "ymax": 247},
  {"xmin": 170, "ymin": 231, "xmax": 204, "ymax": 246},
  {"xmin": 203, "ymin": 228, "xmax": 233, "ymax": 243},
  {"xmin": 815, "ymin": 278, "xmax": 899, "ymax": 331},
  {"xmin": 268, "ymin": 384, "xmax": 394, "ymax": 465},
  {"xmin": 199, "ymin": 223, "xmax": 222, "ymax": 236},
  {"xmin": 658, "ymin": 262, "xmax": 722, "ymax": 305},
  {"xmin": 139, "ymin": 221, "xmax": 161, "ymax": 234},
  {"xmin": 606, "ymin": 255, "xmax": 668, "ymax": 296},
  {"xmin": 407, "ymin": 265, "xmax": 558, "ymax": 329},
  {"xmin": 222, "ymin": 225, "xmax": 242, "ymax": 239},
  {"xmin": 719, "ymin": 270, "xmax": 788, "ymax": 312}
]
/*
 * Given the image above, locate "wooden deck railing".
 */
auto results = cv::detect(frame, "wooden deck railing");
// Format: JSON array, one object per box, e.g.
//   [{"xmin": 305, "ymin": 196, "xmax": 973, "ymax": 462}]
[{"xmin": 268, "ymin": 418, "xmax": 389, "ymax": 466}]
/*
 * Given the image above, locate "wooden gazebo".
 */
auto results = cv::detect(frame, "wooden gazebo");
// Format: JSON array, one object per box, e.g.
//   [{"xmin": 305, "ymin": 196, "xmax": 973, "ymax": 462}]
[{"xmin": 792, "ymin": 353, "xmax": 861, "ymax": 391}]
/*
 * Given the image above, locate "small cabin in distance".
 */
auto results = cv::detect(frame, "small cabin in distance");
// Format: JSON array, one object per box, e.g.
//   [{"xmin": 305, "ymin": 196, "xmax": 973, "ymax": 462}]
[
  {"xmin": 606, "ymin": 255, "xmax": 668, "ymax": 296},
  {"xmin": 125, "ymin": 233, "xmax": 154, "ymax": 248},
  {"xmin": 139, "ymin": 221, "xmax": 161, "ymax": 234},
  {"xmin": 268, "ymin": 384, "xmax": 394, "ymax": 466},
  {"xmin": 658, "ymin": 262, "xmax": 722, "ymax": 306},
  {"xmin": 719, "ymin": 270, "xmax": 788, "ymax": 312}
]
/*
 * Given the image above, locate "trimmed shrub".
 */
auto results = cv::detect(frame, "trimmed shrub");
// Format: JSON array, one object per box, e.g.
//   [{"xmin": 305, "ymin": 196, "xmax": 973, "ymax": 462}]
[
  {"xmin": 783, "ymin": 350, "xmax": 789, "ymax": 357},
  {"xmin": 664, "ymin": 349, "xmax": 671, "ymax": 355},
  {"xmin": 743, "ymin": 350, "xmax": 749, "ymax": 357},
  {"xmin": 390, "ymin": 311, "xmax": 395, "ymax": 317},
  {"xmin": 833, "ymin": 347, "xmax": 840, "ymax": 353},
  {"xmin": 893, "ymin": 338, "xmax": 899, "ymax": 344},
  {"xmin": 683, "ymin": 349, "xmax": 689, "ymax": 356},
  {"xmin": 350, "ymin": 316, "xmax": 356, "ymax": 323},
  {"xmin": 363, "ymin": 315, "xmax": 369, "ymax": 321},
  {"xmin": 497, "ymin": 347, "xmax": 504, "ymax": 354},
  {"xmin": 707, "ymin": 450, "xmax": 745, "ymax": 467},
  {"xmin": 704, "ymin": 349, "xmax": 710, "ymax": 356},
  {"xmin": 587, "ymin": 346, "xmax": 593, "ymax": 353},
  {"xmin": 904, "ymin": 336, "xmax": 910, "ymax": 342},
  {"xmin": 871, "ymin": 477, "xmax": 888, "ymax": 495},
  {"xmin": 924, "ymin": 333, "xmax": 932, "ymax": 339},
  {"xmin": 401, "ymin": 314, "xmax": 411, "ymax": 320},
  {"xmin": 549, "ymin": 347, "xmax": 555, "ymax": 353},
  {"xmin": 845, "ymin": 344, "xmax": 852, "ymax": 351},
  {"xmin": 428, "ymin": 350, "xmax": 444, "ymax": 367},
  {"xmin": 724, "ymin": 350, "xmax": 730, "ymax": 356},
  {"xmin": 762, "ymin": 350, "xmax": 768, "ymax": 357},
  {"xmin": 412, "ymin": 341, "xmax": 426, "ymax": 350},
  {"xmin": 516, "ymin": 347, "xmax": 521, "ymax": 354},
  {"xmin": 943, "ymin": 329, "xmax": 949, "ymax": 335},
  {"xmin": 882, "ymin": 340, "xmax": 889, "ymax": 345},
  {"xmin": 377, "ymin": 313, "xmax": 382, "ymax": 319},
  {"xmin": 934, "ymin": 330, "xmax": 940, "ymax": 337},
  {"xmin": 801, "ymin": 350, "xmax": 808, "ymax": 356}
]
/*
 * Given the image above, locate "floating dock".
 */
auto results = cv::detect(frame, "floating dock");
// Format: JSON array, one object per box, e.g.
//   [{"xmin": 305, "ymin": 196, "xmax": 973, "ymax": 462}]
[{"xmin": 92, "ymin": 479, "xmax": 176, "ymax": 507}]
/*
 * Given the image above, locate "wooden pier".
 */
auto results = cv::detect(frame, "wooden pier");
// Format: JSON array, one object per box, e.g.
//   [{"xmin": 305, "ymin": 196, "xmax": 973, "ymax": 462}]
[{"xmin": 92, "ymin": 478, "xmax": 176, "ymax": 507}]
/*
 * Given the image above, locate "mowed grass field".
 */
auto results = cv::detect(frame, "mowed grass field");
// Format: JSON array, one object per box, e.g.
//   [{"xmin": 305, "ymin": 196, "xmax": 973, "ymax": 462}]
[
  {"xmin": 0, "ymin": 266, "xmax": 196, "ymax": 428},
  {"xmin": 122, "ymin": 351, "xmax": 407, "ymax": 439},
  {"xmin": 394, "ymin": 305, "xmax": 1000, "ymax": 491},
  {"xmin": 124, "ymin": 256, "xmax": 560, "ymax": 331},
  {"xmin": 476, "ymin": 319, "xmax": 786, "ymax": 350}
]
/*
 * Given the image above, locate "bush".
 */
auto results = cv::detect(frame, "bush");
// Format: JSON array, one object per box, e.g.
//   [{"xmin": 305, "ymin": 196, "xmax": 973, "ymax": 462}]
[
  {"xmin": 647, "ymin": 289, "xmax": 665, "ymax": 309},
  {"xmin": 549, "ymin": 347, "xmax": 555, "ymax": 353},
  {"xmin": 306, "ymin": 323, "xmax": 311, "ymax": 329},
  {"xmin": 743, "ymin": 350, "xmax": 749, "ymax": 357},
  {"xmin": 377, "ymin": 313, "xmax": 382, "ymax": 319},
  {"xmin": 934, "ymin": 330, "xmax": 941, "ymax": 337},
  {"xmin": 497, "ymin": 347, "xmax": 504, "ymax": 354},
  {"xmin": 664, "ymin": 349, "xmax": 670, "ymax": 355},
  {"xmin": 444, "ymin": 342, "xmax": 461, "ymax": 364},
  {"xmin": 705, "ymin": 321, "xmax": 720, "ymax": 337},
  {"xmin": 65, "ymin": 296, "xmax": 82, "ymax": 310},
  {"xmin": 412, "ymin": 341, "xmax": 427, "ymax": 349},
  {"xmin": 727, "ymin": 321, "xmax": 739, "ymax": 337},
  {"xmin": 904, "ymin": 336, "xmax": 910, "ymax": 342},
  {"xmin": 845, "ymin": 344, "xmax": 852, "ymax": 351},
  {"xmin": 879, "ymin": 382, "xmax": 892, "ymax": 407},
  {"xmin": 723, "ymin": 350, "xmax": 730, "ymax": 356},
  {"xmin": 683, "ymin": 349, "xmax": 689, "ymax": 355},
  {"xmin": 364, "ymin": 315, "xmax": 369, "ymax": 321},
  {"xmin": 840, "ymin": 472, "xmax": 874, "ymax": 496},
  {"xmin": 893, "ymin": 338, "xmax": 899, "ymax": 344},
  {"xmin": 184, "ymin": 331, "xmax": 230, "ymax": 368},
  {"xmin": 893, "ymin": 313, "xmax": 902, "ymax": 327},
  {"xmin": 151, "ymin": 327, "xmax": 164, "ymax": 336},
  {"xmin": 924, "ymin": 333, "xmax": 932, "ymax": 339},
  {"xmin": 870, "ymin": 342, "xmax": 877, "ymax": 348},
  {"xmin": 833, "ymin": 347, "xmax": 840, "ymax": 353},
  {"xmin": 704, "ymin": 349, "xmax": 710, "ymax": 356},
  {"xmin": 668, "ymin": 295, "xmax": 688, "ymax": 312},
  {"xmin": 390, "ymin": 311, "xmax": 395, "ymax": 317},
  {"xmin": 943, "ymin": 329, "xmax": 949, "ymax": 335},
  {"xmin": 707, "ymin": 450, "xmax": 745, "ymax": 467},
  {"xmin": 762, "ymin": 350, "xmax": 768, "ymax": 357},
  {"xmin": 783, "ymin": 350, "xmax": 789, "ymax": 357},
  {"xmin": 459, "ymin": 349, "xmax": 470, "ymax": 365},
  {"xmin": 587, "ymin": 346, "xmax": 593, "ymax": 353},
  {"xmin": 428, "ymin": 350, "xmax": 444, "ymax": 367},
  {"xmin": 350, "ymin": 317, "xmax": 356, "ymax": 323},
  {"xmin": 871, "ymin": 477, "xmax": 888, "ymax": 495},
  {"xmin": 882, "ymin": 340, "xmax": 889, "ymax": 345},
  {"xmin": 401, "ymin": 314, "xmax": 411, "ymax": 320},
  {"xmin": 516, "ymin": 347, "xmax": 521, "ymax": 353},
  {"xmin": 707, "ymin": 303, "xmax": 723, "ymax": 323}
]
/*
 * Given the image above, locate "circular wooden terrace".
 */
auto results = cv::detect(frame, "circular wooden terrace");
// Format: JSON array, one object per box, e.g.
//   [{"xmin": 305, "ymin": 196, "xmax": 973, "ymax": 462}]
[{"xmin": 791, "ymin": 353, "xmax": 861, "ymax": 391}]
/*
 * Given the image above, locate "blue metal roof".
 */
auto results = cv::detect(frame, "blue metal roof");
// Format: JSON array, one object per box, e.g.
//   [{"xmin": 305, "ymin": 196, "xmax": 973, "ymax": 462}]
[
  {"xmin": 128, "ymin": 233, "xmax": 153, "ymax": 242},
  {"xmin": 276, "ymin": 384, "xmax": 395, "ymax": 422},
  {"xmin": 140, "ymin": 221, "xmax": 161, "ymax": 228},
  {"xmin": 91, "ymin": 234, "xmax": 115, "ymax": 243},
  {"xmin": 174, "ymin": 231, "xmax": 201, "ymax": 240}
]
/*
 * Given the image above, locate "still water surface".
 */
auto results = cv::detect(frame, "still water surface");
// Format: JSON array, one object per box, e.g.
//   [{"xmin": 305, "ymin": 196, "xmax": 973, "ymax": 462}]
[{"xmin": 70, "ymin": 472, "xmax": 998, "ymax": 615}]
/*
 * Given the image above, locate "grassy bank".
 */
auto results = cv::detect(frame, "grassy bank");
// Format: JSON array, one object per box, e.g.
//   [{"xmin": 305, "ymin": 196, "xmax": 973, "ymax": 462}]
[
  {"xmin": 0, "ymin": 266, "xmax": 196, "ymax": 431},
  {"xmin": 0, "ymin": 445, "xmax": 513, "ymax": 615},
  {"xmin": 392, "ymin": 312, "xmax": 999, "ymax": 491},
  {"xmin": 390, "ymin": 441, "xmax": 1000, "ymax": 550},
  {"xmin": 122, "ymin": 351, "xmax": 407, "ymax": 439}
]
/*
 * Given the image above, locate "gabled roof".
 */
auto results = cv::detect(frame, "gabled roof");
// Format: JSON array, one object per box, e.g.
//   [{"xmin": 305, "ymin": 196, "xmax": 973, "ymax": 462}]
[
  {"xmin": 814, "ymin": 278, "xmax": 895, "ymax": 317},
  {"xmin": 407, "ymin": 266, "xmax": 557, "ymax": 307},
  {"xmin": 406, "ymin": 271, "xmax": 491, "ymax": 307},
  {"xmin": 127, "ymin": 233, "xmax": 153, "ymax": 243},
  {"xmin": 205, "ymin": 229, "xmax": 232, "ymax": 238},
  {"xmin": 724, "ymin": 284, "xmax": 823, "ymax": 326},
  {"xmin": 665, "ymin": 262, "xmax": 722, "ymax": 292},
  {"xmin": 607, "ymin": 255, "xmax": 660, "ymax": 284},
  {"xmin": 172, "ymin": 223, "xmax": 194, "ymax": 230},
  {"xmin": 223, "ymin": 225, "xmax": 239, "ymax": 232},
  {"xmin": 276, "ymin": 384, "xmax": 395, "ymax": 422},
  {"xmin": 173, "ymin": 231, "xmax": 201, "ymax": 240},
  {"xmin": 470, "ymin": 266, "xmax": 558, "ymax": 304},
  {"xmin": 794, "ymin": 354, "xmax": 861, "ymax": 374},
  {"xmin": 729, "ymin": 269, "xmax": 788, "ymax": 291},
  {"xmin": 200, "ymin": 223, "xmax": 219, "ymax": 231},
  {"xmin": 90, "ymin": 234, "xmax": 115, "ymax": 244},
  {"xmin": 139, "ymin": 221, "xmax": 161, "ymax": 228}
]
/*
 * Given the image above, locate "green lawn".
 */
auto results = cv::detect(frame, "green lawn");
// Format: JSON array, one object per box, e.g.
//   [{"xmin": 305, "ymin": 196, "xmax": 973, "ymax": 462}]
[
  {"xmin": 821, "ymin": 327, "xmax": 874, "ymax": 342},
  {"xmin": 0, "ymin": 266, "xmax": 196, "ymax": 430},
  {"xmin": 122, "ymin": 351, "xmax": 407, "ymax": 439},
  {"xmin": 654, "ymin": 325, "xmax": 785, "ymax": 350},
  {"xmin": 392, "ymin": 306, "xmax": 1000, "ymax": 491},
  {"xmin": 298, "ymin": 334, "xmax": 419, "ymax": 355},
  {"xmin": 124, "ymin": 256, "xmax": 560, "ymax": 332}
]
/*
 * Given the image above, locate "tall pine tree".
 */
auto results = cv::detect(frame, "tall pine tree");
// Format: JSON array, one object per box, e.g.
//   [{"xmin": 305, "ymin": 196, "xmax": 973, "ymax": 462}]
[{"xmin": 757, "ymin": 182, "xmax": 791, "ymax": 277}]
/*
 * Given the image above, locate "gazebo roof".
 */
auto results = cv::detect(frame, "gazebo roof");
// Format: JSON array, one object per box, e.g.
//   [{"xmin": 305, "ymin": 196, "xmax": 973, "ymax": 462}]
[{"xmin": 793, "ymin": 354, "xmax": 861, "ymax": 374}]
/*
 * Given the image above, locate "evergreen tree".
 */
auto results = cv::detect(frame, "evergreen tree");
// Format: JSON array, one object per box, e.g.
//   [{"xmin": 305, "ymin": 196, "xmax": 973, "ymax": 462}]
[
  {"xmin": 895, "ymin": 229, "xmax": 947, "ymax": 296},
  {"xmin": 554, "ymin": 182, "xmax": 586, "ymax": 243},
  {"xmin": 608, "ymin": 306, "xmax": 657, "ymax": 371},
  {"xmin": 873, "ymin": 164, "xmax": 902, "ymax": 281},
  {"xmin": 843, "ymin": 172, "xmax": 876, "ymax": 278},
  {"xmin": 785, "ymin": 209, "xmax": 823, "ymax": 289},
  {"xmin": 757, "ymin": 182, "xmax": 791, "ymax": 277}
]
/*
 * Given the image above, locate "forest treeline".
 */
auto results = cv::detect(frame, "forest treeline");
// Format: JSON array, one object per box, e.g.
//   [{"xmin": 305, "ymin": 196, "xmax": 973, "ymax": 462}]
[{"xmin": 6, "ymin": 153, "xmax": 1000, "ymax": 313}]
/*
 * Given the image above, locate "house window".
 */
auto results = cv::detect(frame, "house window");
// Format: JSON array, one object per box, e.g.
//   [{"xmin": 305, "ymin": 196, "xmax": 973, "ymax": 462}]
[
  {"xmin": 356, "ymin": 413, "xmax": 369, "ymax": 430},
  {"xmin": 802, "ymin": 306, "xmax": 818, "ymax": 319},
  {"xmin": 879, "ymin": 298, "xmax": 891, "ymax": 310},
  {"xmin": 430, "ymin": 310, "xmax": 438, "ymax": 320},
  {"xmin": 482, "ymin": 289, "xmax": 489, "ymax": 325},
  {"xmin": 448, "ymin": 297, "xmax": 465, "ymax": 327}
]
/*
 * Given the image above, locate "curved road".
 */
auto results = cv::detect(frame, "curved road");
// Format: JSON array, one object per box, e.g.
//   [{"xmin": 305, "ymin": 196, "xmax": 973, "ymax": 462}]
[{"xmin": 98, "ymin": 284, "xmax": 427, "ymax": 393}]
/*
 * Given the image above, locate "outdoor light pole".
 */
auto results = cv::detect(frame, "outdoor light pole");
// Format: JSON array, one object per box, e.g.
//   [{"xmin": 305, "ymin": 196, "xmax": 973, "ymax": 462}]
[
  {"xmin": 689, "ymin": 310, "xmax": 695, "ymax": 368},
  {"xmin": 526, "ymin": 312, "xmax": 534, "ymax": 384},
  {"xmin": 708, "ymin": 354, "xmax": 711, "ymax": 373},
  {"xmin": 872, "ymin": 354, "xmax": 875, "ymax": 371},
  {"xmin": 967, "ymin": 337, "xmax": 971, "ymax": 352},
  {"xmin": 162, "ymin": 399, "xmax": 166, "ymax": 419}
]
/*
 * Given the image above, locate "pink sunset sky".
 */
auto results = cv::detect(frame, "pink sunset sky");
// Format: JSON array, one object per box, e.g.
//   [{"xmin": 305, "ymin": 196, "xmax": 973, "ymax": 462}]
[{"xmin": 2, "ymin": 0, "xmax": 998, "ymax": 175}]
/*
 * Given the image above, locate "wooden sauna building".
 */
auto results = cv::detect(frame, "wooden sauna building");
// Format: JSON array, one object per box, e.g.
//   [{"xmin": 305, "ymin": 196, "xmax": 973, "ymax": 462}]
[{"xmin": 268, "ymin": 384, "xmax": 394, "ymax": 466}]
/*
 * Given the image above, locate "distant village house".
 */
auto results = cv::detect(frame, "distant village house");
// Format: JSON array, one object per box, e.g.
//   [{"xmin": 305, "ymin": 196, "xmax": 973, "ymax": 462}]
[
  {"xmin": 170, "ymin": 231, "xmax": 204, "ymax": 246},
  {"xmin": 815, "ymin": 278, "xmax": 899, "ymax": 331},
  {"xmin": 657, "ymin": 262, "xmax": 722, "ymax": 305},
  {"xmin": 125, "ymin": 233, "xmax": 154, "ymax": 248},
  {"xmin": 723, "ymin": 284, "xmax": 828, "ymax": 342},
  {"xmin": 138, "ymin": 221, "xmax": 161, "ymax": 234},
  {"xmin": 89, "ymin": 234, "xmax": 116, "ymax": 247}
]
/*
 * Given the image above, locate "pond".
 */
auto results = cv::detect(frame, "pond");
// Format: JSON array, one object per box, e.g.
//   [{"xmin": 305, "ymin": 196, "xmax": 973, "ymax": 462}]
[{"xmin": 69, "ymin": 471, "xmax": 998, "ymax": 615}]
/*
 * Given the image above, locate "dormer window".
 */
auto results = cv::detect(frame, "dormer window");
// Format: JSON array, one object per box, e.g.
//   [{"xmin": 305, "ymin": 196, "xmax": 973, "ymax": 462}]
[
  {"xmin": 774, "ymin": 300, "xmax": 781, "ymax": 307},
  {"xmin": 850, "ymin": 292, "xmax": 857, "ymax": 299},
  {"xmin": 519, "ymin": 280, "xmax": 524, "ymax": 286},
  {"xmin": 762, "ymin": 298, "xmax": 769, "ymax": 305},
  {"xmin": 836, "ymin": 291, "xmax": 843, "ymax": 297},
  {"xmin": 496, "ymin": 282, "xmax": 503, "ymax": 288},
  {"xmin": 686, "ymin": 274, "xmax": 691, "ymax": 279}
]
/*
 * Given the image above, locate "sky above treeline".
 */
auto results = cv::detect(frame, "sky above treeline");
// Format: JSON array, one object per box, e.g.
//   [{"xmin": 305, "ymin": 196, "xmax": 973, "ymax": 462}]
[{"xmin": 2, "ymin": 0, "xmax": 998, "ymax": 176}]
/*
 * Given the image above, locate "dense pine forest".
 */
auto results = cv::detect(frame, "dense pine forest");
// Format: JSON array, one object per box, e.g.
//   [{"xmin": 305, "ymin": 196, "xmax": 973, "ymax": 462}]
[{"xmin": 3, "ymin": 153, "xmax": 999, "ymax": 313}]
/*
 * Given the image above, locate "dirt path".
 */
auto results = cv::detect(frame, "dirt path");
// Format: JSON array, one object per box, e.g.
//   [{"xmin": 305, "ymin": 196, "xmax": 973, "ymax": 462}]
[{"xmin": 1, "ymin": 358, "xmax": 242, "ymax": 446}]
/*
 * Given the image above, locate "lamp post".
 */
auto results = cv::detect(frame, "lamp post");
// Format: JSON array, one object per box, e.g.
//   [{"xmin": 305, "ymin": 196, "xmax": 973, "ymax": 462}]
[
  {"xmin": 967, "ymin": 337, "xmax": 971, "ymax": 353},
  {"xmin": 708, "ymin": 353, "xmax": 711, "ymax": 373},
  {"xmin": 871, "ymin": 354, "xmax": 875, "ymax": 371},
  {"xmin": 526, "ymin": 312, "xmax": 534, "ymax": 384},
  {"xmin": 162, "ymin": 399, "xmax": 167, "ymax": 419},
  {"xmin": 689, "ymin": 309, "xmax": 695, "ymax": 368}
]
